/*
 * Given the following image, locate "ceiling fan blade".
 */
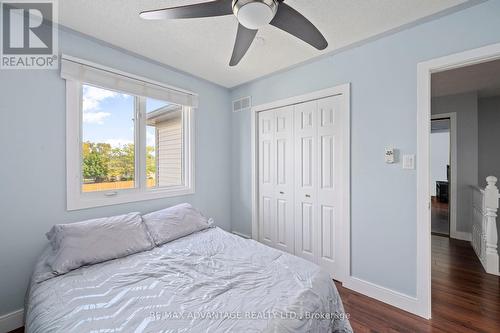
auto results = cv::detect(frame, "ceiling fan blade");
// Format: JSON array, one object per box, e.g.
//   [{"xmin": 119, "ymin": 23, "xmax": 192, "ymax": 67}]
[
  {"xmin": 270, "ymin": 3, "xmax": 328, "ymax": 50},
  {"xmin": 140, "ymin": 0, "xmax": 233, "ymax": 20},
  {"xmin": 230, "ymin": 24, "xmax": 258, "ymax": 66}
]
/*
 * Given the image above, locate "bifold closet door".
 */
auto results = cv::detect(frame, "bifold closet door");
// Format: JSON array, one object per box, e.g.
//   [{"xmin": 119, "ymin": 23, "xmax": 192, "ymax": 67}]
[
  {"xmin": 258, "ymin": 110, "xmax": 275, "ymax": 248},
  {"xmin": 258, "ymin": 107, "xmax": 294, "ymax": 253},
  {"xmin": 294, "ymin": 100, "xmax": 318, "ymax": 264},
  {"xmin": 294, "ymin": 96, "xmax": 342, "ymax": 279},
  {"xmin": 273, "ymin": 107, "xmax": 294, "ymax": 254},
  {"xmin": 316, "ymin": 96, "xmax": 341, "ymax": 277},
  {"xmin": 258, "ymin": 95, "xmax": 343, "ymax": 279}
]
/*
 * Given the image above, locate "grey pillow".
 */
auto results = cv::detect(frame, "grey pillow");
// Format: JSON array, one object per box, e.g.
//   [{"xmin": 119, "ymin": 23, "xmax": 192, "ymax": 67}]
[
  {"xmin": 46, "ymin": 212, "xmax": 154, "ymax": 275},
  {"xmin": 142, "ymin": 203, "xmax": 212, "ymax": 246},
  {"xmin": 31, "ymin": 245, "xmax": 58, "ymax": 283}
]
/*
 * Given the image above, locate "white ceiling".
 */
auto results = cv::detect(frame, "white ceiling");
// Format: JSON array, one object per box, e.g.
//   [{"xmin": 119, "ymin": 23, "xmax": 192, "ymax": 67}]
[
  {"xmin": 432, "ymin": 58, "xmax": 500, "ymax": 98},
  {"xmin": 60, "ymin": 0, "xmax": 469, "ymax": 88}
]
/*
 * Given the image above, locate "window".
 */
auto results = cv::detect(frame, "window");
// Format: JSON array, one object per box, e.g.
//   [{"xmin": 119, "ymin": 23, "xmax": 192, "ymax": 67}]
[
  {"xmin": 63, "ymin": 56, "xmax": 196, "ymax": 210},
  {"xmin": 146, "ymin": 98, "xmax": 184, "ymax": 189},
  {"xmin": 81, "ymin": 85, "xmax": 136, "ymax": 192}
]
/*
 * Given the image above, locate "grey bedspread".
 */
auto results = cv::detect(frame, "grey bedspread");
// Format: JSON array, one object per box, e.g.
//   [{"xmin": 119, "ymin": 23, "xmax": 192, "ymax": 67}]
[{"xmin": 26, "ymin": 227, "xmax": 352, "ymax": 332}]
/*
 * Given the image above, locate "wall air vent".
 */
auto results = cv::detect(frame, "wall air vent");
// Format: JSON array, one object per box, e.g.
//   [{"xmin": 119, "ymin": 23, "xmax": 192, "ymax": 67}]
[{"xmin": 232, "ymin": 96, "xmax": 252, "ymax": 112}]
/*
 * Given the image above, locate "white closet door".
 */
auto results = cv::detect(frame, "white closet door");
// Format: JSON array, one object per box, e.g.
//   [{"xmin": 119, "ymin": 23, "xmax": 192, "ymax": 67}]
[
  {"xmin": 317, "ymin": 96, "xmax": 342, "ymax": 279},
  {"xmin": 258, "ymin": 111, "xmax": 276, "ymax": 248},
  {"xmin": 294, "ymin": 100, "xmax": 318, "ymax": 263},
  {"xmin": 274, "ymin": 106, "xmax": 295, "ymax": 253},
  {"xmin": 258, "ymin": 94, "xmax": 345, "ymax": 280}
]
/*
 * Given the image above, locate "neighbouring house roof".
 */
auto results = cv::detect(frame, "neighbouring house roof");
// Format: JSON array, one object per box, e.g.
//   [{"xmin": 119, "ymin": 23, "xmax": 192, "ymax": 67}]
[{"xmin": 146, "ymin": 104, "xmax": 182, "ymax": 125}]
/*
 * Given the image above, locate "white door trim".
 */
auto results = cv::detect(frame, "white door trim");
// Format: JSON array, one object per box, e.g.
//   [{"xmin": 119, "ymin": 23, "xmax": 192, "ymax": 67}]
[
  {"xmin": 417, "ymin": 42, "xmax": 500, "ymax": 319},
  {"xmin": 430, "ymin": 113, "xmax": 459, "ymax": 240},
  {"xmin": 250, "ymin": 84, "xmax": 351, "ymax": 282}
]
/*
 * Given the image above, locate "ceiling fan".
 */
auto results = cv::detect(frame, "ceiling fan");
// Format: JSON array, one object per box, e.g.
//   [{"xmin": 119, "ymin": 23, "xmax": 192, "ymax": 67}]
[{"xmin": 140, "ymin": 0, "xmax": 328, "ymax": 66}]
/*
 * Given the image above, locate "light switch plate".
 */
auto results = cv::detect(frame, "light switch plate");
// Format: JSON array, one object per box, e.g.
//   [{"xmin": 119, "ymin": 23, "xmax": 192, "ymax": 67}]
[{"xmin": 402, "ymin": 154, "xmax": 415, "ymax": 170}]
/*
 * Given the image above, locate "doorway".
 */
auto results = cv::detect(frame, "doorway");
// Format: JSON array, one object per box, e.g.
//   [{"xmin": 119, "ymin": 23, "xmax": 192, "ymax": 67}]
[
  {"xmin": 430, "ymin": 118, "xmax": 450, "ymax": 236},
  {"xmin": 417, "ymin": 43, "xmax": 500, "ymax": 319}
]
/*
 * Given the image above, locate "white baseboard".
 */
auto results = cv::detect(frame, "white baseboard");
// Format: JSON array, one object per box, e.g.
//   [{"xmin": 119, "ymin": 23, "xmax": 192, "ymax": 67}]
[
  {"xmin": 342, "ymin": 277, "xmax": 428, "ymax": 319},
  {"xmin": 231, "ymin": 231, "xmax": 251, "ymax": 239},
  {"xmin": 0, "ymin": 309, "xmax": 23, "ymax": 333},
  {"xmin": 451, "ymin": 231, "xmax": 471, "ymax": 241}
]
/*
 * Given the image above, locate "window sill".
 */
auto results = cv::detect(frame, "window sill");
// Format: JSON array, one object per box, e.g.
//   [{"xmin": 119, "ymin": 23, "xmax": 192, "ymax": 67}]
[{"xmin": 67, "ymin": 186, "xmax": 195, "ymax": 211}]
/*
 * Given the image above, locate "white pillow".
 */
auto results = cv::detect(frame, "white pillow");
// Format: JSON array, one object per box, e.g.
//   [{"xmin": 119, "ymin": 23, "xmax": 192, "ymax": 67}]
[
  {"xmin": 142, "ymin": 203, "xmax": 212, "ymax": 246},
  {"xmin": 46, "ymin": 212, "xmax": 155, "ymax": 275}
]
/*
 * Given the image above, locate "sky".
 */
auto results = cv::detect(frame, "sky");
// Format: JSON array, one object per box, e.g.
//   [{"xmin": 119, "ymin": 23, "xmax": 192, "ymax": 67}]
[{"xmin": 82, "ymin": 85, "xmax": 170, "ymax": 148}]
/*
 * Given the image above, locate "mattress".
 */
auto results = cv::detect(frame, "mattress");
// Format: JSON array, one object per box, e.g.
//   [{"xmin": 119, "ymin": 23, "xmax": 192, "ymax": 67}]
[{"xmin": 26, "ymin": 227, "xmax": 352, "ymax": 332}]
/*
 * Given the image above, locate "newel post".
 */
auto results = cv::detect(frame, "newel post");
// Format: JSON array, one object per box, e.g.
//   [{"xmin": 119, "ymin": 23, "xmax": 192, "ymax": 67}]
[{"xmin": 484, "ymin": 176, "xmax": 500, "ymax": 275}]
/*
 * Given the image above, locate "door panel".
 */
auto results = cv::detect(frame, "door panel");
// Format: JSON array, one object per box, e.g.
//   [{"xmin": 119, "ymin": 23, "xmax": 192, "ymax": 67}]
[
  {"xmin": 301, "ymin": 202, "xmax": 314, "ymax": 255},
  {"xmin": 317, "ymin": 96, "xmax": 343, "ymax": 278},
  {"xmin": 320, "ymin": 135, "xmax": 334, "ymax": 189},
  {"xmin": 301, "ymin": 137, "xmax": 314, "ymax": 187},
  {"xmin": 300, "ymin": 107, "xmax": 314, "ymax": 130},
  {"xmin": 276, "ymin": 198, "xmax": 287, "ymax": 245},
  {"xmin": 258, "ymin": 111, "xmax": 275, "ymax": 247},
  {"xmin": 294, "ymin": 100, "xmax": 318, "ymax": 262},
  {"xmin": 261, "ymin": 196, "xmax": 273, "ymax": 243},
  {"xmin": 276, "ymin": 139, "xmax": 287, "ymax": 185},
  {"xmin": 320, "ymin": 205, "xmax": 335, "ymax": 260},
  {"xmin": 274, "ymin": 106, "xmax": 294, "ymax": 253},
  {"xmin": 262, "ymin": 140, "xmax": 272, "ymax": 185}
]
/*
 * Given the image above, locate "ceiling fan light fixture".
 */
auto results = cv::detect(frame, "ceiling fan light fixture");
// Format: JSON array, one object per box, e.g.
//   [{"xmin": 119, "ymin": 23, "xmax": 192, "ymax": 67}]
[
  {"xmin": 233, "ymin": 0, "xmax": 278, "ymax": 30},
  {"xmin": 141, "ymin": 0, "xmax": 328, "ymax": 66}
]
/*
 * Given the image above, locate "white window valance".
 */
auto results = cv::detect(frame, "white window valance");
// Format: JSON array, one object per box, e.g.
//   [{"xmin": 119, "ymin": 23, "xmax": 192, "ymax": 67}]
[{"xmin": 60, "ymin": 55, "xmax": 199, "ymax": 108}]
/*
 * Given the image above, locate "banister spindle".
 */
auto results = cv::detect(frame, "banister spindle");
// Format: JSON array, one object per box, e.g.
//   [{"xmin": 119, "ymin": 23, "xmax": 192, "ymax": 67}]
[{"xmin": 484, "ymin": 176, "xmax": 499, "ymax": 275}]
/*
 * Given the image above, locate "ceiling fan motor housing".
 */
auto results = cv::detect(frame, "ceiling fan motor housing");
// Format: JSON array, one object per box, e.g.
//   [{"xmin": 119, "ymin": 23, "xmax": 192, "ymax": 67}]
[{"xmin": 232, "ymin": 0, "xmax": 278, "ymax": 30}]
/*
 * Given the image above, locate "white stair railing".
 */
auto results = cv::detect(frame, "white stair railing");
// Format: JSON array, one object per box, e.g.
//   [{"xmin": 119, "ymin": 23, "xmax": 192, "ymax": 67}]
[{"xmin": 471, "ymin": 176, "xmax": 499, "ymax": 275}]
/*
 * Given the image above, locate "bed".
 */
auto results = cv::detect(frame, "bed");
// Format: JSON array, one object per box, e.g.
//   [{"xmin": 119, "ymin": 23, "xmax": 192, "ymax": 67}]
[{"xmin": 26, "ymin": 227, "xmax": 352, "ymax": 332}]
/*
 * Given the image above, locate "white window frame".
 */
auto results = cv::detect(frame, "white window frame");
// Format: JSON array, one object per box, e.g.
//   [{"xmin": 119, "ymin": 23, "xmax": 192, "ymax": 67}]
[{"xmin": 66, "ymin": 67, "xmax": 195, "ymax": 211}]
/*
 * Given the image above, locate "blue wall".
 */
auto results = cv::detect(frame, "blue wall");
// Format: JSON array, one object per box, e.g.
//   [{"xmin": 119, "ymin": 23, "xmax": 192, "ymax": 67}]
[
  {"xmin": 0, "ymin": 29, "xmax": 232, "ymax": 315},
  {"xmin": 1, "ymin": 0, "xmax": 500, "ymax": 319},
  {"xmin": 229, "ymin": 0, "xmax": 500, "ymax": 297}
]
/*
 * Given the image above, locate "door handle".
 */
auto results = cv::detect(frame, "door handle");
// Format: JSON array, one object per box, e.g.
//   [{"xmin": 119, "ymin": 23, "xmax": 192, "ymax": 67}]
[
  {"xmin": 305, "ymin": 194, "xmax": 311, "ymax": 198},
  {"xmin": 280, "ymin": 191, "xmax": 284, "ymax": 195}
]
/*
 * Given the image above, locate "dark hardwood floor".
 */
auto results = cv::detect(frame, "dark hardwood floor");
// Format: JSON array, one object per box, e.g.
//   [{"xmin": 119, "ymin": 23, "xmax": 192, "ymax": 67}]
[
  {"xmin": 337, "ymin": 235, "xmax": 500, "ymax": 332},
  {"xmin": 9, "ymin": 235, "xmax": 500, "ymax": 333},
  {"xmin": 431, "ymin": 196, "xmax": 450, "ymax": 236}
]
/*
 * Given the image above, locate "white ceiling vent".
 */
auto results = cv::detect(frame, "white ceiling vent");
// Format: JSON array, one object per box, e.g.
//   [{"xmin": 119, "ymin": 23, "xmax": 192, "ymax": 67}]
[{"xmin": 233, "ymin": 96, "xmax": 252, "ymax": 112}]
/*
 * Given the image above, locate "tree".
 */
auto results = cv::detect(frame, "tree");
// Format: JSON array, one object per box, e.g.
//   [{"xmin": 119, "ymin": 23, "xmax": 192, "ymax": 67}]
[
  {"xmin": 108, "ymin": 144, "xmax": 135, "ymax": 181},
  {"xmin": 82, "ymin": 142, "xmax": 112, "ymax": 182},
  {"xmin": 82, "ymin": 141, "xmax": 140, "ymax": 183},
  {"xmin": 83, "ymin": 149, "xmax": 108, "ymax": 182}
]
